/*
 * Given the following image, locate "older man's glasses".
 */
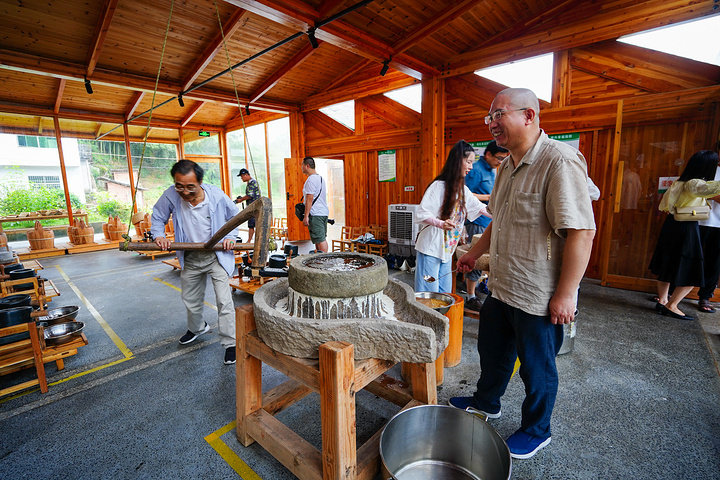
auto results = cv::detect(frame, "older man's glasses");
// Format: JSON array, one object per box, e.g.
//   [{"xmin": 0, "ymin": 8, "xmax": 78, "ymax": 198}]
[
  {"xmin": 174, "ymin": 184, "xmax": 198, "ymax": 193},
  {"xmin": 484, "ymin": 108, "xmax": 528, "ymax": 124}
]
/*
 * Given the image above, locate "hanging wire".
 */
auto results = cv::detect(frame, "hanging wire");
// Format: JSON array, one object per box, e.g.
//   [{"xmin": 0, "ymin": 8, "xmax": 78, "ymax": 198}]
[
  {"xmin": 212, "ymin": 0, "xmax": 257, "ymax": 180},
  {"xmin": 123, "ymin": 0, "xmax": 175, "ymax": 242}
]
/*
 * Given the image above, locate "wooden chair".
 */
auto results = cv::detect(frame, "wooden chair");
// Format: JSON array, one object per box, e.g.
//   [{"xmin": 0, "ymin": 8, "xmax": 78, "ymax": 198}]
[
  {"xmin": 270, "ymin": 217, "xmax": 288, "ymax": 249},
  {"xmin": 331, "ymin": 225, "xmax": 354, "ymax": 252},
  {"xmin": 0, "ymin": 321, "xmax": 48, "ymax": 397}
]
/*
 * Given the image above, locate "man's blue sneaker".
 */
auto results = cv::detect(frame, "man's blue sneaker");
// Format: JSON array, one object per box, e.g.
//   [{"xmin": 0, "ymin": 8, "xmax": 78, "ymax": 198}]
[
  {"xmin": 505, "ymin": 430, "xmax": 551, "ymax": 459},
  {"xmin": 447, "ymin": 396, "xmax": 501, "ymax": 419},
  {"xmin": 477, "ymin": 280, "xmax": 490, "ymax": 295}
]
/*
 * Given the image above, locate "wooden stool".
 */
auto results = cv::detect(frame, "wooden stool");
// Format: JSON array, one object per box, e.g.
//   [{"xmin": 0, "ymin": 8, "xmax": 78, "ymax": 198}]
[{"xmin": 236, "ymin": 305, "xmax": 437, "ymax": 480}]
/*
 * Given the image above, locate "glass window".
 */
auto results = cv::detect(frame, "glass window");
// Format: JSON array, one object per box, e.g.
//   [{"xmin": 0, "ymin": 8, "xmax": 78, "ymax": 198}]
[
  {"xmin": 244, "ymin": 123, "xmax": 268, "ymax": 198},
  {"xmin": 475, "ymin": 53, "xmax": 554, "ymax": 103},
  {"xmin": 184, "ymin": 132, "xmax": 220, "ymax": 155},
  {"xmin": 228, "ymin": 128, "xmax": 247, "ymax": 201},
  {"xmin": 320, "ymin": 100, "xmax": 355, "ymax": 130},
  {"xmin": 267, "ymin": 117, "xmax": 291, "ymax": 219},
  {"xmin": 618, "ymin": 15, "xmax": 720, "ymax": 67},
  {"xmin": 384, "ymin": 85, "xmax": 422, "ymax": 113}
]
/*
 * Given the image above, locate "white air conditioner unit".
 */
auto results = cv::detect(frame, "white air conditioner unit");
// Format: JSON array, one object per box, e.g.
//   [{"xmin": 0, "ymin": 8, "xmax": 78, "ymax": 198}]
[{"xmin": 388, "ymin": 204, "xmax": 420, "ymax": 246}]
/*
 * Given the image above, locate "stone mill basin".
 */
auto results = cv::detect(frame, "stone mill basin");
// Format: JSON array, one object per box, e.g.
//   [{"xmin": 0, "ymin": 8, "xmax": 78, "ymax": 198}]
[{"xmin": 253, "ymin": 252, "xmax": 448, "ymax": 364}]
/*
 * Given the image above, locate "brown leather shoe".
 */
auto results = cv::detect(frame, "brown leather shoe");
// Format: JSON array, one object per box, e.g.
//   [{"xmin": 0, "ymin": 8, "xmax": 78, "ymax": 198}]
[{"xmin": 466, "ymin": 297, "xmax": 483, "ymax": 311}]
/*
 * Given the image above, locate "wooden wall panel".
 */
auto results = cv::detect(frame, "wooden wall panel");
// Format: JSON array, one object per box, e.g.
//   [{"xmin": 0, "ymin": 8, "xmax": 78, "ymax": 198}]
[
  {"xmin": 365, "ymin": 148, "xmax": 424, "ymax": 227},
  {"xmin": 343, "ymin": 152, "xmax": 369, "ymax": 227}
]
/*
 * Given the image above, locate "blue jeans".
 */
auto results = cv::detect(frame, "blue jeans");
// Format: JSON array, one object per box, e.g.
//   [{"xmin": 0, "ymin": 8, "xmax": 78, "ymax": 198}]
[
  {"xmin": 474, "ymin": 295, "xmax": 564, "ymax": 438},
  {"xmin": 414, "ymin": 252, "xmax": 452, "ymax": 293}
]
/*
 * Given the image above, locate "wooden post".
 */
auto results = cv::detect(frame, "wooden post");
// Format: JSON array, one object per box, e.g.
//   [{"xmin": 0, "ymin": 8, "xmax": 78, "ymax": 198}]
[
  {"xmin": 178, "ymin": 126, "xmax": 185, "ymax": 159},
  {"xmin": 289, "ymin": 111, "xmax": 306, "ymax": 160},
  {"xmin": 219, "ymin": 129, "xmax": 232, "ymax": 196},
  {"xmin": 123, "ymin": 123, "xmax": 138, "ymax": 214},
  {"xmin": 53, "ymin": 115, "xmax": 75, "ymax": 226},
  {"xmin": 236, "ymin": 305, "xmax": 261, "ymax": 446},
  {"xmin": 407, "ymin": 362, "xmax": 437, "ymax": 405},
  {"xmin": 420, "ymin": 76, "xmax": 445, "ymax": 191},
  {"xmin": 319, "ymin": 341, "xmax": 356, "ymax": 480}
]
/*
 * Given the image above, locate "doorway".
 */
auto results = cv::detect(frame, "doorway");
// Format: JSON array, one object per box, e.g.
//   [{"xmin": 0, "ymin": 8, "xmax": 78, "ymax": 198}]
[{"xmin": 315, "ymin": 157, "xmax": 346, "ymax": 242}]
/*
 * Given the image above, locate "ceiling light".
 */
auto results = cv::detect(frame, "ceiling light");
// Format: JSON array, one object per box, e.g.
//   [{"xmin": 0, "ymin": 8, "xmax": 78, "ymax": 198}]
[{"xmin": 84, "ymin": 77, "xmax": 93, "ymax": 94}]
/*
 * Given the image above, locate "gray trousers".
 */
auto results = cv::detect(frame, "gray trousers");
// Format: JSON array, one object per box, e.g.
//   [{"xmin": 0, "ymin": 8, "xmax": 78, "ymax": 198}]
[{"xmin": 180, "ymin": 250, "xmax": 235, "ymax": 348}]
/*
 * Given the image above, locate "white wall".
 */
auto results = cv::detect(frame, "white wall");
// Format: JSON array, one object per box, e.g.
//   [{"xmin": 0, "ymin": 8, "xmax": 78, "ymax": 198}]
[{"xmin": 0, "ymin": 133, "xmax": 86, "ymax": 203}]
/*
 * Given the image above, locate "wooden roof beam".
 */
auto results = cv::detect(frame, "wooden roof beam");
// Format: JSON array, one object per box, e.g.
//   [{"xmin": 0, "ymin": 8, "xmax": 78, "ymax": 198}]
[
  {"xmin": 222, "ymin": 0, "xmax": 437, "ymax": 79},
  {"xmin": 86, "ymin": 0, "xmax": 119, "ymax": 78},
  {"xmin": 54, "ymin": 79, "xmax": 66, "ymax": 114},
  {"xmin": 181, "ymin": 101, "xmax": 206, "ymax": 127},
  {"xmin": 37, "ymin": 117, "xmax": 43, "ymax": 135},
  {"xmin": 95, "ymin": 123, "xmax": 104, "ymax": 138},
  {"xmin": 443, "ymin": 0, "xmax": 720, "ymax": 77},
  {"xmin": 0, "ymin": 49, "xmax": 296, "ymax": 113},
  {"xmin": 181, "ymin": 7, "xmax": 248, "ymax": 91},
  {"xmin": 125, "ymin": 91, "xmax": 145, "ymax": 121},
  {"xmin": 249, "ymin": 41, "xmax": 320, "ymax": 104}
]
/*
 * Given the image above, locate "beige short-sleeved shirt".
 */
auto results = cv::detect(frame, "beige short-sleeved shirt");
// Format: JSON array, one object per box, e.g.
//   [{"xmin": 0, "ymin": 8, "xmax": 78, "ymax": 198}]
[{"xmin": 487, "ymin": 131, "xmax": 596, "ymax": 316}]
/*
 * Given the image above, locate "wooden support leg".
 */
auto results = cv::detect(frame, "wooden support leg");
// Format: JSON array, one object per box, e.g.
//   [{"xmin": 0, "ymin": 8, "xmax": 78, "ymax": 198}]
[
  {"xmin": 55, "ymin": 359, "xmax": 65, "ymax": 370},
  {"xmin": 407, "ymin": 362, "xmax": 437, "ymax": 405},
  {"xmin": 236, "ymin": 305, "xmax": 262, "ymax": 446},
  {"xmin": 319, "ymin": 341, "xmax": 356, "ymax": 480}
]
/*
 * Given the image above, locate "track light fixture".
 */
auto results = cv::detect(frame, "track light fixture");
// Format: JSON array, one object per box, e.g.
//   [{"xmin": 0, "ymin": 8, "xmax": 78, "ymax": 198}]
[
  {"xmin": 245, "ymin": 104, "xmax": 251, "ymax": 116},
  {"xmin": 84, "ymin": 76, "xmax": 93, "ymax": 94},
  {"xmin": 380, "ymin": 59, "xmax": 390, "ymax": 77},
  {"xmin": 307, "ymin": 27, "xmax": 319, "ymax": 49},
  {"xmin": 178, "ymin": 94, "xmax": 185, "ymax": 107}
]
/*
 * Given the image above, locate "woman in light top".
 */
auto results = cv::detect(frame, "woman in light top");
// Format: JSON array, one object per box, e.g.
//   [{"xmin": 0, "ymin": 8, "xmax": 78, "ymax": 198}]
[
  {"xmin": 649, "ymin": 150, "xmax": 720, "ymax": 320},
  {"xmin": 414, "ymin": 140, "xmax": 491, "ymax": 293}
]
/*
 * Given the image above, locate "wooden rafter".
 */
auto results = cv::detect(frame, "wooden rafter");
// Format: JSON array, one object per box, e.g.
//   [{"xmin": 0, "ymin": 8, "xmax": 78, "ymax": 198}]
[
  {"xmin": 249, "ymin": 41, "xmax": 320, "ymax": 104},
  {"xmin": 37, "ymin": 117, "xmax": 43, "ymax": 135},
  {"xmin": 317, "ymin": 59, "xmax": 373, "ymax": 94},
  {"xmin": 125, "ymin": 91, "xmax": 145, "ymax": 121},
  {"xmin": 181, "ymin": 7, "xmax": 248, "ymax": 91},
  {"xmin": 86, "ymin": 0, "xmax": 119, "ymax": 78},
  {"xmin": 95, "ymin": 123, "xmax": 104, "ymax": 138},
  {"xmin": 0, "ymin": 49, "xmax": 295, "ymax": 113},
  {"xmin": 222, "ymin": 0, "xmax": 437, "ymax": 79},
  {"xmin": 304, "ymin": 110, "xmax": 353, "ymax": 138},
  {"xmin": 54, "ymin": 79, "xmax": 66, "ymax": 114},
  {"xmin": 443, "ymin": 0, "xmax": 720, "ymax": 77},
  {"xmin": 358, "ymin": 95, "xmax": 420, "ymax": 129},
  {"xmin": 392, "ymin": 0, "xmax": 479, "ymax": 54},
  {"xmin": 181, "ymin": 101, "xmax": 206, "ymax": 127}
]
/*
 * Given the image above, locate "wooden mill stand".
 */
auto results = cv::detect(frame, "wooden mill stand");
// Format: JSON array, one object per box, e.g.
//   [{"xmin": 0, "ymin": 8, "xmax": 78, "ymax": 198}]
[{"xmin": 235, "ymin": 305, "xmax": 438, "ymax": 480}]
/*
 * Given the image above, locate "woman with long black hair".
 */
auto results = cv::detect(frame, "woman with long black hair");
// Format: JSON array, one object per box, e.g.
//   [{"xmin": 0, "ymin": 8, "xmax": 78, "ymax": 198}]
[
  {"xmin": 414, "ymin": 140, "xmax": 491, "ymax": 293},
  {"xmin": 649, "ymin": 150, "xmax": 720, "ymax": 320}
]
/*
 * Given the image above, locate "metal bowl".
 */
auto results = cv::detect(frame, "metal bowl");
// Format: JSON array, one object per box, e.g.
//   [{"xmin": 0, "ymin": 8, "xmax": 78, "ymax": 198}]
[
  {"xmin": 44, "ymin": 321, "xmax": 84, "ymax": 346},
  {"xmin": 414, "ymin": 291, "xmax": 455, "ymax": 315},
  {"xmin": 36, "ymin": 306, "xmax": 80, "ymax": 325}
]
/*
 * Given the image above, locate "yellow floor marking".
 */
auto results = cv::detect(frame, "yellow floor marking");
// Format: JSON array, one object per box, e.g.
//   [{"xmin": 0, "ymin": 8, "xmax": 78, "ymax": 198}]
[
  {"xmin": 205, "ymin": 421, "xmax": 263, "ymax": 480},
  {"xmin": 55, "ymin": 265, "xmax": 133, "ymax": 359},
  {"xmin": 152, "ymin": 277, "xmax": 217, "ymax": 310}
]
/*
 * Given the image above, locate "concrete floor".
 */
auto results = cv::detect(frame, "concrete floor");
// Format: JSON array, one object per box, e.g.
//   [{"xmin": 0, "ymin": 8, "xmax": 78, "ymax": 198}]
[{"xmin": 1, "ymin": 244, "xmax": 719, "ymax": 479}]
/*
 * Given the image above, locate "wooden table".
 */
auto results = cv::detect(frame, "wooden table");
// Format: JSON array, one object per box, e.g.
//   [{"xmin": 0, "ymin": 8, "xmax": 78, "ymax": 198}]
[{"xmin": 235, "ymin": 305, "xmax": 436, "ymax": 480}]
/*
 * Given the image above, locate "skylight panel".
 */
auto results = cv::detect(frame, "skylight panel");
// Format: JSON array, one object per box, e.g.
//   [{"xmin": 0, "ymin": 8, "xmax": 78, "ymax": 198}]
[
  {"xmin": 474, "ymin": 53, "xmax": 554, "ymax": 102},
  {"xmin": 384, "ymin": 85, "xmax": 421, "ymax": 113},
  {"xmin": 319, "ymin": 100, "xmax": 355, "ymax": 130},
  {"xmin": 618, "ymin": 15, "xmax": 720, "ymax": 67}
]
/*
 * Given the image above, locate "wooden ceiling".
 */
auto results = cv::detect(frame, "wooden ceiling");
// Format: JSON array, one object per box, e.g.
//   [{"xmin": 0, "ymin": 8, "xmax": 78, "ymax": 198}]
[{"xmin": 0, "ymin": 0, "xmax": 717, "ymax": 142}]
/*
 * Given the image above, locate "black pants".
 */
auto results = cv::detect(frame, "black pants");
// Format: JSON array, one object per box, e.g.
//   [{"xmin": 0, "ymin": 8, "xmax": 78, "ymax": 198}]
[{"xmin": 698, "ymin": 226, "xmax": 720, "ymax": 300}]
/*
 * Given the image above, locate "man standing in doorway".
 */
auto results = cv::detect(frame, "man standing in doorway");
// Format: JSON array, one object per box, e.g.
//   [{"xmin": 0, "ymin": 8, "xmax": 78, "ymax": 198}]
[
  {"xmin": 463, "ymin": 140, "xmax": 508, "ymax": 311},
  {"xmin": 449, "ymin": 88, "xmax": 595, "ymax": 459},
  {"xmin": 234, "ymin": 168, "xmax": 261, "ymax": 242},
  {"xmin": 151, "ymin": 159, "xmax": 239, "ymax": 365},
  {"xmin": 301, "ymin": 156, "xmax": 329, "ymax": 253}
]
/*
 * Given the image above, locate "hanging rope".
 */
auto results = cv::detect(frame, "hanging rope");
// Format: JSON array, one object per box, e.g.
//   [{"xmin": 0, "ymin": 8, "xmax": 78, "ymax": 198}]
[
  {"xmin": 122, "ymin": 0, "xmax": 176, "ymax": 246},
  {"xmin": 212, "ymin": 0, "xmax": 257, "ymax": 180}
]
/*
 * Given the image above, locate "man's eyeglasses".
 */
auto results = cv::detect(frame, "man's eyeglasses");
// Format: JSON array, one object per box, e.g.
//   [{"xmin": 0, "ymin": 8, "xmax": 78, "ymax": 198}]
[
  {"xmin": 174, "ymin": 184, "xmax": 198, "ymax": 193},
  {"xmin": 484, "ymin": 108, "xmax": 528, "ymax": 124}
]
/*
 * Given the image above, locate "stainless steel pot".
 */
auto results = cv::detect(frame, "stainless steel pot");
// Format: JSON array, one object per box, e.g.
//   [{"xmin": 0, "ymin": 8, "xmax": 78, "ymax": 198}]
[
  {"xmin": 36, "ymin": 306, "xmax": 80, "ymax": 326},
  {"xmin": 414, "ymin": 291, "xmax": 455, "ymax": 315},
  {"xmin": 380, "ymin": 405, "xmax": 511, "ymax": 480},
  {"xmin": 44, "ymin": 321, "xmax": 84, "ymax": 346}
]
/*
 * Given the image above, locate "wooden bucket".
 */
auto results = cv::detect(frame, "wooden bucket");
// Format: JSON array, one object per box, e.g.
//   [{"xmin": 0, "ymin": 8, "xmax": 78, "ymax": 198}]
[
  {"xmin": 67, "ymin": 218, "xmax": 79, "ymax": 244},
  {"xmin": 444, "ymin": 293, "xmax": 465, "ymax": 368},
  {"xmin": 0, "ymin": 231, "xmax": 7, "ymax": 248},
  {"xmin": 102, "ymin": 221, "xmax": 110, "ymax": 240},
  {"xmin": 76, "ymin": 220, "xmax": 95, "ymax": 245},
  {"xmin": 106, "ymin": 216, "xmax": 126, "ymax": 241},
  {"xmin": 27, "ymin": 221, "xmax": 55, "ymax": 251},
  {"xmin": 165, "ymin": 216, "xmax": 174, "ymax": 235}
]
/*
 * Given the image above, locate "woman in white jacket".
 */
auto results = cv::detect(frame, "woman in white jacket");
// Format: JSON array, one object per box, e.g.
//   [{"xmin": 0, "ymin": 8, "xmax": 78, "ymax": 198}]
[{"xmin": 415, "ymin": 140, "xmax": 491, "ymax": 293}]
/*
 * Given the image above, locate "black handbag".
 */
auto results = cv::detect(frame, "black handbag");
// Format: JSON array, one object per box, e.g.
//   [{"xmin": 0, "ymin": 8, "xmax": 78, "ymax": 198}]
[{"xmin": 294, "ymin": 178, "xmax": 323, "ymax": 221}]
